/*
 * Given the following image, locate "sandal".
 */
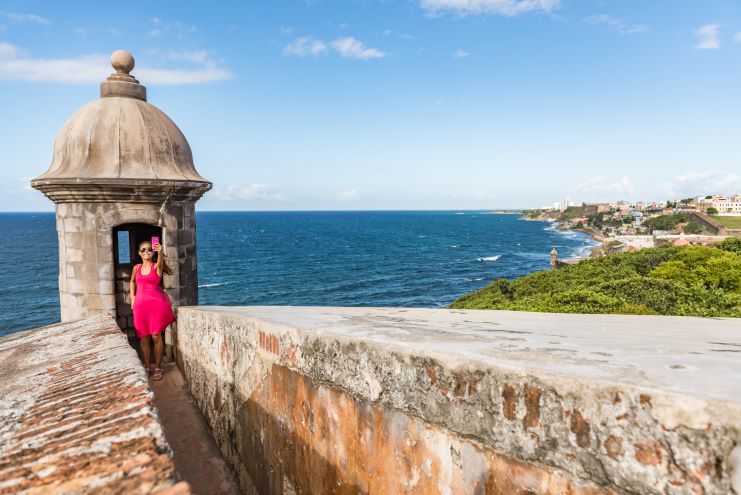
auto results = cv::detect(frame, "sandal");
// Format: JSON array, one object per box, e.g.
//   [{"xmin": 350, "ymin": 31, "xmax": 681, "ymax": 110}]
[{"xmin": 152, "ymin": 368, "xmax": 163, "ymax": 381}]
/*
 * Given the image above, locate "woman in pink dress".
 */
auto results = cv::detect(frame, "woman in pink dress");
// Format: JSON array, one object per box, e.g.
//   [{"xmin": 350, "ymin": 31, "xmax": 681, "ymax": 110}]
[{"xmin": 129, "ymin": 239, "xmax": 176, "ymax": 380}]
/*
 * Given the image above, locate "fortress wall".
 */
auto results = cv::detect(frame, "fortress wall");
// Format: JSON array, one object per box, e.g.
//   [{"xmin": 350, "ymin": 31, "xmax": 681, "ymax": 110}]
[
  {"xmin": 176, "ymin": 306, "xmax": 741, "ymax": 495},
  {"xmin": 0, "ymin": 315, "xmax": 190, "ymax": 495}
]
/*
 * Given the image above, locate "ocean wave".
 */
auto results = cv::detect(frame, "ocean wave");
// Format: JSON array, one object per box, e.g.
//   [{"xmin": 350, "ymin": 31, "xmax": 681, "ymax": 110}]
[
  {"xmin": 477, "ymin": 255, "xmax": 501, "ymax": 262},
  {"xmin": 198, "ymin": 282, "xmax": 228, "ymax": 288}
]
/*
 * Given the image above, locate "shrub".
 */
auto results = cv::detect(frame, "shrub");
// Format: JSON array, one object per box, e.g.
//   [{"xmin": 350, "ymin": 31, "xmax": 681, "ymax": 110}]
[
  {"xmin": 684, "ymin": 221, "xmax": 703, "ymax": 234},
  {"xmin": 449, "ymin": 244, "xmax": 741, "ymax": 317},
  {"xmin": 717, "ymin": 237, "xmax": 741, "ymax": 255},
  {"xmin": 643, "ymin": 214, "xmax": 687, "ymax": 233}
]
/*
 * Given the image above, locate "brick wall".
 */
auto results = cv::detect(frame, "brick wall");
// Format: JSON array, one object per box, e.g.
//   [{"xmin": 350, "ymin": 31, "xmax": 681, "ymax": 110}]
[{"xmin": 0, "ymin": 315, "xmax": 190, "ymax": 494}]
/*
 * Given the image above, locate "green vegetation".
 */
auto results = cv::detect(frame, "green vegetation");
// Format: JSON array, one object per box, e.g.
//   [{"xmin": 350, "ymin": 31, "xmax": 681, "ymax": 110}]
[
  {"xmin": 706, "ymin": 207, "xmax": 718, "ymax": 215},
  {"xmin": 526, "ymin": 210, "xmax": 541, "ymax": 219},
  {"xmin": 586, "ymin": 213, "xmax": 604, "ymax": 229},
  {"xmin": 711, "ymin": 215, "xmax": 741, "ymax": 229},
  {"xmin": 642, "ymin": 214, "xmax": 687, "ymax": 233},
  {"xmin": 684, "ymin": 221, "xmax": 704, "ymax": 234},
  {"xmin": 558, "ymin": 206, "xmax": 585, "ymax": 222},
  {"xmin": 449, "ymin": 244, "xmax": 741, "ymax": 317},
  {"xmin": 718, "ymin": 237, "xmax": 741, "ymax": 255}
]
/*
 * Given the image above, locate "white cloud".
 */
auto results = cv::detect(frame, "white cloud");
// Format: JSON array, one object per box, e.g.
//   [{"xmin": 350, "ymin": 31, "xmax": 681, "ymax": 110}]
[
  {"xmin": 451, "ymin": 191, "xmax": 497, "ymax": 201},
  {"xmin": 452, "ymin": 49, "xmax": 470, "ymax": 58},
  {"xmin": 145, "ymin": 18, "xmax": 195, "ymax": 39},
  {"xmin": 0, "ymin": 11, "xmax": 50, "ymax": 25},
  {"xmin": 420, "ymin": 0, "xmax": 560, "ymax": 17},
  {"xmin": 284, "ymin": 36, "xmax": 384, "ymax": 60},
  {"xmin": 658, "ymin": 171, "xmax": 740, "ymax": 198},
  {"xmin": 0, "ymin": 43, "xmax": 232, "ymax": 84},
  {"xmin": 338, "ymin": 189, "xmax": 360, "ymax": 201},
  {"xmin": 733, "ymin": 32, "xmax": 741, "ymax": 43},
  {"xmin": 137, "ymin": 65, "xmax": 233, "ymax": 84},
  {"xmin": 167, "ymin": 50, "xmax": 209, "ymax": 64},
  {"xmin": 3, "ymin": 176, "xmax": 35, "ymax": 195},
  {"xmin": 694, "ymin": 24, "xmax": 720, "ymax": 49},
  {"xmin": 213, "ymin": 184, "xmax": 286, "ymax": 202},
  {"xmin": 576, "ymin": 176, "xmax": 635, "ymax": 196},
  {"xmin": 584, "ymin": 14, "xmax": 647, "ymax": 35},
  {"xmin": 331, "ymin": 37, "xmax": 384, "ymax": 59},
  {"xmin": 283, "ymin": 37, "xmax": 328, "ymax": 57},
  {"xmin": 280, "ymin": 26, "xmax": 294, "ymax": 35}
]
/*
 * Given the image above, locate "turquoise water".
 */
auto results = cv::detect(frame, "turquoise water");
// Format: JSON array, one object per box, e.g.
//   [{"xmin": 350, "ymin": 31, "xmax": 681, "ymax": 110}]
[{"xmin": 0, "ymin": 211, "xmax": 596, "ymax": 336}]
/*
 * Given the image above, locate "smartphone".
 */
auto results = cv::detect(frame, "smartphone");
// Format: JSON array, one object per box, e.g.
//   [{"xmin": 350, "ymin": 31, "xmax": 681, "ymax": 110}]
[{"xmin": 151, "ymin": 236, "xmax": 160, "ymax": 248}]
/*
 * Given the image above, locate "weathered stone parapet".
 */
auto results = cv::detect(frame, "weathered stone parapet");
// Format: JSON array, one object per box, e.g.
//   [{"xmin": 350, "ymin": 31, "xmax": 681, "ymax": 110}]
[
  {"xmin": 0, "ymin": 315, "xmax": 190, "ymax": 494},
  {"xmin": 177, "ymin": 306, "xmax": 741, "ymax": 495}
]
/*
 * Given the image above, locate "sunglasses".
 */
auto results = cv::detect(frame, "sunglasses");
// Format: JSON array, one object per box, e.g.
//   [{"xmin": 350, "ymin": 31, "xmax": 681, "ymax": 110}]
[{"xmin": 139, "ymin": 247, "xmax": 153, "ymax": 253}]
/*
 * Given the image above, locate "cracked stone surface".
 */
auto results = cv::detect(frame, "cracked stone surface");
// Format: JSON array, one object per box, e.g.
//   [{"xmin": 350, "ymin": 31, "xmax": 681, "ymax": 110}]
[{"xmin": 177, "ymin": 306, "xmax": 741, "ymax": 495}]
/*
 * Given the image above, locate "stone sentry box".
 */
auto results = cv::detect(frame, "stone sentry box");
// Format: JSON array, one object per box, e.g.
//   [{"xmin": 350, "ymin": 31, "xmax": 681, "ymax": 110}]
[{"xmin": 30, "ymin": 50, "xmax": 211, "ymax": 354}]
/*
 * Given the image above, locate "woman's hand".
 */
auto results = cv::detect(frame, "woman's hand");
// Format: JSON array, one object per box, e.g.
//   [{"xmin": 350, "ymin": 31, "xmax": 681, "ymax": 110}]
[
  {"xmin": 131, "ymin": 296, "xmax": 135, "ymax": 308},
  {"xmin": 153, "ymin": 242, "xmax": 162, "ymax": 253}
]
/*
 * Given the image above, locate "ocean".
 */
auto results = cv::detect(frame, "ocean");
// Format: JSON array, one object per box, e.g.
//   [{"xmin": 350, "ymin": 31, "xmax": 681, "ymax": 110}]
[{"xmin": 0, "ymin": 211, "xmax": 596, "ymax": 337}]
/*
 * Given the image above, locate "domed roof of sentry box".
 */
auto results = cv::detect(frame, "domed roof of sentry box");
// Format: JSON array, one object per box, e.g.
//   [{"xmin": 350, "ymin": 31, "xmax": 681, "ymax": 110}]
[{"xmin": 31, "ymin": 50, "xmax": 211, "ymax": 202}]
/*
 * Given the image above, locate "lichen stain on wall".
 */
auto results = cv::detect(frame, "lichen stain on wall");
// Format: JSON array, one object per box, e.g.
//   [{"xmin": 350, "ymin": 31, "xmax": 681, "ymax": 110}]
[{"xmin": 232, "ymin": 364, "xmax": 614, "ymax": 495}]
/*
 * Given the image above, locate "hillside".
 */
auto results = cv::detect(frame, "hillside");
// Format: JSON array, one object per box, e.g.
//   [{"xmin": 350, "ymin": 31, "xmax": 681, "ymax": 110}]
[
  {"xmin": 449, "ymin": 239, "xmax": 741, "ymax": 317},
  {"xmin": 711, "ymin": 215, "xmax": 741, "ymax": 230}
]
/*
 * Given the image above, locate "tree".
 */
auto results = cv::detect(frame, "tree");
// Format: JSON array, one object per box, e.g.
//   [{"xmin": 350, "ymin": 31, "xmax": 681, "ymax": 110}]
[
  {"xmin": 643, "ymin": 214, "xmax": 687, "ymax": 233},
  {"xmin": 707, "ymin": 207, "xmax": 718, "ymax": 215},
  {"xmin": 587, "ymin": 213, "xmax": 604, "ymax": 228}
]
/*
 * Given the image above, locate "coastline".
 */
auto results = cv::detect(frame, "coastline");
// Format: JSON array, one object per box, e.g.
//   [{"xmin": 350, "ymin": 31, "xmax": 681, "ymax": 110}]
[{"xmin": 519, "ymin": 213, "xmax": 605, "ymax": 257}]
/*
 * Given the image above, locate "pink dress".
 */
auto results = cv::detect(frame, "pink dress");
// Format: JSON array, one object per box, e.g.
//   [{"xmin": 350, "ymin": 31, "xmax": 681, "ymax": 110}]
[{"xmin": 133, "ymin": 263, "xmax": 176, "ymax": 338}]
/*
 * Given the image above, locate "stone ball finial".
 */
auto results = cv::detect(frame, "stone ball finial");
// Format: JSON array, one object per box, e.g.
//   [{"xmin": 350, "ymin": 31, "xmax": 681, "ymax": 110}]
[{"xmin": 110, "ymin": 50, "xmax": 135, "ymax": 74}]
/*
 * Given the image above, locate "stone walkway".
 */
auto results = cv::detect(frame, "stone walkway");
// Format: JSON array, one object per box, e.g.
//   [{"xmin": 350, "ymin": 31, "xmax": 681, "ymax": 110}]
[{"xmin": 150, "ymin": 361, "xmax": 241, "ymax": 495}]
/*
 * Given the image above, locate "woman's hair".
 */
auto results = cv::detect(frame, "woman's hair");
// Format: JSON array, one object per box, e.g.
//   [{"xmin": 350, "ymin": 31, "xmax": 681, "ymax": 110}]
[{"xmin": 139, "ymin": 240, "xmax": 174, "ymax": 276}]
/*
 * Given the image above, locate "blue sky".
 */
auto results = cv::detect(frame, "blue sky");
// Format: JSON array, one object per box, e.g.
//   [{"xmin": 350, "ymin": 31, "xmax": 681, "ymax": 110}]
[{"xmin": 1, "ymin": 0, "xmax": 740, "ymax": 211}]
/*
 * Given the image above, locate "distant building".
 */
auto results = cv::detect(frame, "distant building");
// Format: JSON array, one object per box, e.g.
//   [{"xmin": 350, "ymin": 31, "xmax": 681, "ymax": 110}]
[
  {"xmin": 711, "ymin": 194, "xmax": 741, "ymax": 215},
  {"xmin": 582, "ymin": 203, "xmax": 610, "ymax": 216}
]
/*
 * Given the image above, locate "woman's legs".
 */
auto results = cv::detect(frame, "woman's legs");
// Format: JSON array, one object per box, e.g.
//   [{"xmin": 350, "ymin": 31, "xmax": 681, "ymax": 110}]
[
  {"xmin": 140, "ymin": 336, "xmax": 151, "ymax": 369},
  {"xmin": 152, "ymin": 333, "xmax": 163, "ymax": 370}
]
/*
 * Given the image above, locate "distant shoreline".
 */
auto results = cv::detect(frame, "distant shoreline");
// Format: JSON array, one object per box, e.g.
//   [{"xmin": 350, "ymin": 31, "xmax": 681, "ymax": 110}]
[{"xmin": 518, "ymin": 214, "xmax": 605, "ymax": 257}]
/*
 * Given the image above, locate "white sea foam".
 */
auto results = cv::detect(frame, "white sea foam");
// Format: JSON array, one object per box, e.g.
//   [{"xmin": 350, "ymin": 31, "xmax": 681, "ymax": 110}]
[
  {"xmin": 477, "ymin": 255, "xmax": 501, "ymax": 262},
  {"xmin": 198, "ymin": 282, "xmax": 227, "ymax": 288}
]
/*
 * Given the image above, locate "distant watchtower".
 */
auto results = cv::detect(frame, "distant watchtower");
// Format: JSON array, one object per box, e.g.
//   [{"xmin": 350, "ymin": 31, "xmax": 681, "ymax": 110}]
[{"xmin": 31, "ymin": 50, "xmax": 212, "ymax": 350}]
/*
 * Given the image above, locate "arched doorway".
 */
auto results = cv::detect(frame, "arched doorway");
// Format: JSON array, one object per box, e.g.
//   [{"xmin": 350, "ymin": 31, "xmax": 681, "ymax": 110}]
[{"xmin": 113, "ymin": 223, "xmax": 164, "ymax": 347}]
